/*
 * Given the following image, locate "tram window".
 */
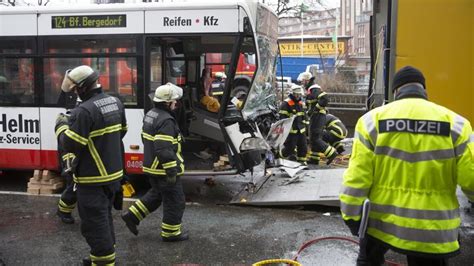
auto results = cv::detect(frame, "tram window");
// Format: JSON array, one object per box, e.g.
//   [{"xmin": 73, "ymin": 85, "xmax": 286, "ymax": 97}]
[
  {"xmin": 166, "ymin": 60, "xmax": 186, "ymax": 86},
  {"xmin": 44, "ymin": 57, "xmax": 138, "ymax": 106},
  {"xmin": 0, "ymin": 40, "xmax": 33, "ymax": 54},
  {"xmin": 150, "ymin": 46, "xmax": 162, "ymax": 92},
  {"xmin": 0, "ymin": 58, "xmax": 34, "ymax": 105},
  {"xmin": 44, "ymin": 38, "xmax": 136, "ymax": 54}
]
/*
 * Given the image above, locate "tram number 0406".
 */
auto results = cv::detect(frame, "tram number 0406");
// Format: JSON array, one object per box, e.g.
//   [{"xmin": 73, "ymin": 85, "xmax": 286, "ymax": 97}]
[{"xmin": 126, "ymin": 160, "xmax": 143, "ymax": 168}]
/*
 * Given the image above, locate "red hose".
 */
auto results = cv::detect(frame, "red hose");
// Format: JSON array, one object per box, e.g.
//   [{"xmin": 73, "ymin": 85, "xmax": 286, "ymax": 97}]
[{"xmin": 292, "ymin": 236, "xmax": 404, "ymax": 266}]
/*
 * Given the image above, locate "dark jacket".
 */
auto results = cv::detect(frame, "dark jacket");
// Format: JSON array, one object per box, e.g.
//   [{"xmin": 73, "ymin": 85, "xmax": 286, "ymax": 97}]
[
  {"xmin": 279, "ymin": 94, "xmax": 307, "ymax": 134},
  {"xmin": 142, "ymin": 105, "xmax": 184, "ymax": 177},
  {"xmin": 55, "ymin": 89, "xmax": 127, "ymax": 185},
  {"xmin": 306, "ymin": 86, "xmax": 329, "ymax": 116},
  {"xmin": 325, "ymin": 114, "xmax": 348, "ymax": 139}
]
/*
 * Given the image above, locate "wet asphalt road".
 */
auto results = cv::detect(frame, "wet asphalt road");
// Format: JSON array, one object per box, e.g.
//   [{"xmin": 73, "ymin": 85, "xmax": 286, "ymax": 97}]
[{"xmin": 0, "ymin": 171, "xmax": 473, "ymax": 265}]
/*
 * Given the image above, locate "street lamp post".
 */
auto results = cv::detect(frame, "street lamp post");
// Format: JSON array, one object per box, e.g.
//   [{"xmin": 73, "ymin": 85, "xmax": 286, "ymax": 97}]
[{"xmin": 299, "ymin": 3, "xmax": 308, "ymax": 57}]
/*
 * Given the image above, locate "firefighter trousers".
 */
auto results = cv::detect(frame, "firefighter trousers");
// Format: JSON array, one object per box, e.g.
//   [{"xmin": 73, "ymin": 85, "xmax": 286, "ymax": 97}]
[
  {"xmin": 322, "ymin": 131, "xmax": 343, "ymax": 151},
  {"xmin": 127, "ymin": 176, "xmax": 163, "ymax": 224},
  {"xmin": 58, "ymin": 173, "xmax": 77, "ymax": 213},
  {"xmin": 357, "ymin": 236, "xmax": 449, "ymax": 266},
  {"xmin": 310, "ymin": 113, "xmax": 335, "ymax": 158},
  {"xmin": 281, "ymin": 132, "xmax": 308, "ymax": 162},
  {"xmin": 77, "ymin": 181, "xmax": 121, "ymax": 264}
]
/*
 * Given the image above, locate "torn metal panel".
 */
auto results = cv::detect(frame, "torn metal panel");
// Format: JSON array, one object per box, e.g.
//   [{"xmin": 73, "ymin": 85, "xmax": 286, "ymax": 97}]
[{"xmin": 231, "ymin": 168, "xmax": 345, "ymax": 207}]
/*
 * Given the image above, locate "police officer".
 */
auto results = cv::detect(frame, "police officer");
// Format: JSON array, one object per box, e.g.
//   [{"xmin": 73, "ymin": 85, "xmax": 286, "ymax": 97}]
[
  {"xmin": 322, "ymin": 113, "xmax": 348, "ymax": 154},
  {"xmin": 339, "ymin": 66, "xmax": 474, "ymax": 265},
  {"xmin": 306, "ymin": 83, "xmax": 337, "ymax": 165},
  {"xmin": 121, "ymin": 83, "xmax": 188, "ymax": 242},
  {"xmin": 279, "ymin": 85, "xmax": 308, "ymax": 164},
  {"xmin": 55, "ymin": 65, "xmax": 127, "ymax": 266}
]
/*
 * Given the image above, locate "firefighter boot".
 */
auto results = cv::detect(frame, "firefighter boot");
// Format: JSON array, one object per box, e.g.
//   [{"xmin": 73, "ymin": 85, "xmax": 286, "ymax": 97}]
[
  {"xmin": 121, "ymin": 212, "xmax": 139, "ymax": 236},
  {"xmin": 56, "ymin": 209, "xmax": 75, "ymax": 224},
  {"xmin": 336, "ymin": 146, "xmax": 345, "ymax": 154},
  {"xmin": 326, "ymin": 152, "xmax": 338, "ymax": 165},
  {"xmin": 162, "ymin": 231, "xmax": 189, "ymax": 242},
  {"xmin": 82, "ymin": 257, "xmax": 91, "ymax": 266}
]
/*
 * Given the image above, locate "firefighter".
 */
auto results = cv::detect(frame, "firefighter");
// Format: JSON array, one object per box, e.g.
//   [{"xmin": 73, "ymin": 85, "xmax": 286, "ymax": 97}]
[
  {"xmin": 211, "ymin": 71, "xmax": 226, "ymax": 100},
  {"xmin": 279, "ymin": 84, "xmax": 308, "ymax": 164},
  {"xmin": 322, "ymin": 113, "xmax": 348, "ymax": 154},
  {"xmin": 55, "ymin": 65, "xmax": 127, "ymax": 266},
  {"xmin": 56, "ymin": 96, "xmax": 82, "ymax": 224},
  {"xmin": 121, "ymin": 83, "xmax": 188, "ymax": 242},
  {"xmin": 340, "ymin": 66, "xmax": 474, "ymax": 265},
  {"xmin": 306, "ymin": 83, "xmax": 337, "ymax": 165},
  {"xmin": 297, "ymin": 71, "xmax": 314, "ymax": 90}
]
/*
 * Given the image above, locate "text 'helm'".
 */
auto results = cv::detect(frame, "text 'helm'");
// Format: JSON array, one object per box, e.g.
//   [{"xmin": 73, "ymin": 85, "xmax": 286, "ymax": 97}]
[
  {"xmin": 61, "ymin": 65, "xmax": 99, "ymax": 93},
  {"xmin": 153, "ymin": 83, "xmax": 183, "ymax": 103}
]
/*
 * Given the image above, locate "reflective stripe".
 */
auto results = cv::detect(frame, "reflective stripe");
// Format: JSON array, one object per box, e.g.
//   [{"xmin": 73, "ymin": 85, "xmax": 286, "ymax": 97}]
[
  {"xmin": 88, "ymin": 139, "xmax": 107, "ymax": 176},
  {"xmin": 340, "ymin": 202, "xmax": 362, "ymax": 217},
  {"xmin": 162, "ymin": 161, "xmax": 177, "ymax": 169},
  {"xmin": 151, "ymin": 157, "xmax": 159, "ymax": 169},
  {"xmin": 55, "ymin": 125, "xmax": 69, "ymax": 137},
  {"xmin": 142, "ymin": 132, "xmax": 154, "ymax": 141},
  {"xmin": 155, "ymin": 134, "xmax": 178, "ymax": 144},
  {"xmin": 90, "ymin": 253, "xmax": 115, "ymax": 261},
  {"xmin": 375, "ymin": 146, "xmax": 455, "ymax": 162},
  {"xmin": 61, "ymin": 153, "xmax": 75, "ymax": 161},
  {"xmin": 161, "ymin": 230, "xmax": 181, "ymax": 237},
  {"xmin": 354, "ymin": 131, "xmax": 374, "ymax": 151},
  {"xmin": 65, "ymin": 129, "xmax": 88, "ymax": 145},
  {"xmin": 324, "ymin": 145, "xmax": 335, "ymax": 156},
  {"xmin": 73, "ymin": 170, "xmax": 123, "ymax": 184},
  {"xmin": 317, "ymin": 92, "xmax": 327, "ymax": 98},
  {"xmin": 307, "ymin": 99, "xmax": 316, "ymax": 103},
  {"xmin": 58, "ymin": 199, "xmax": 75, "ymax": 213},
  {"xmin": 279, "ymin": 110, "xmax": 290, "ymax": 116},
  {"xmin": 122, "ymin": 125, "xmax": 128, "ymax": 131},
  {"xmin": 129, "ymin": 205, "xmax": 144, "ymax": 221},
  {"xmin": 340, "ymin": 185, "xmax": 369, "ymax": 197},
  {"xmin": 212, "ymin": 91, "xmax": 224, "ymax": 96},
  {"xmin": 454, "ymin": 139, "xmax": 469, "ymax": 157},
  {"xmin": 162, "ymin": 222, "xmax": 181, "ymax": 231},
  {"xmin": 362, "ymin": 113, "xmax": 377, "ymax": 145},
  {"xmin": 135, "ymin": 200, "xmax": 150, "ymax": 216},
  {"xmin": 143, "ymin": 167, "xmax": 166, "ymax": 175},
  {"xmin": 89, "ymin": 124, "xmax": 122, "ymax": 138},
  {"xmin": 451, "ymin": 115, "xmax": 465, "ymax": 145},
  {"xmin": 369, "ymin": 218, "xmax": 459, "ymax": 243},
  {"xmin": 330, "ymin": 129, "xmax": 345, "ymax": 139},
  {"xmin": 371, "ymin": 203, "xmax": 460, "ymax": 220},
  {"xmin": 296, "ymin": 111, "xmax": 305, "ymax": 116}
]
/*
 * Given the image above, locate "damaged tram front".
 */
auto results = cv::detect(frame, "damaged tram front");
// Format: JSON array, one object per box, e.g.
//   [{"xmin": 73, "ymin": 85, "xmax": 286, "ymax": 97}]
[{"xmin": 0, "ymin": 1, "xmax": 280, "ymax": 174}]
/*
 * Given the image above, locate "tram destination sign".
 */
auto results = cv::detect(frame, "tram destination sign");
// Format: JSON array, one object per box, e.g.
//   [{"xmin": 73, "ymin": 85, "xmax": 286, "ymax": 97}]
[{"xmin": 52, "ymin": 15, "xmax": 126, "ymax": 29}]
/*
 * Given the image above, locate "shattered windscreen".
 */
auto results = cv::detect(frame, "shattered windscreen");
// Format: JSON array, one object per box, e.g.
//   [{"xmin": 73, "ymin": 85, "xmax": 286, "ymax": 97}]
[{"xmin": 241, "ymin": 4, "xmax": 278, "ymax": 120}]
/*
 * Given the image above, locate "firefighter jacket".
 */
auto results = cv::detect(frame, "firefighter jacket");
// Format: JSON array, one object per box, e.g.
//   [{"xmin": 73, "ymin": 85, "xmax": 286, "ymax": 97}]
[
  {"xmin": 55, "ymin": 89, "xmax": 128, "ymax": 185},
  {"xmin": 306, "ymin": 86, "xmax": 329, "ymax": 116},
  {"xmin": 339, "ymin": 85, "xmax": 474, "ymax": 256},
  {"xmin": 141, "ymin": 106, "xmax": 184, "ymax": 177},
  {"xmin": 325, "ymin": 113, "xmax": 348, "ymax": 140},
  {"xmin": 279, "ymin": 95, "xmax": 307, "ymax": 134}
]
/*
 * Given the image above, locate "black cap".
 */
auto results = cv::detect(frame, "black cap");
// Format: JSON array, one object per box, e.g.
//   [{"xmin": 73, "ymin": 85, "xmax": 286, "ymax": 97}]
[{"xmin": 392, "ymin": 66, "xmax": 425, "ymax": 92}]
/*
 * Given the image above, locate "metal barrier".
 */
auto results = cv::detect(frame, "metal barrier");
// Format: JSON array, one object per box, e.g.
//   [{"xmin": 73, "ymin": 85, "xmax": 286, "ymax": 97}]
[{"xmin": 327, "ymin": 92, "xmax": 367, "ymax": 111}]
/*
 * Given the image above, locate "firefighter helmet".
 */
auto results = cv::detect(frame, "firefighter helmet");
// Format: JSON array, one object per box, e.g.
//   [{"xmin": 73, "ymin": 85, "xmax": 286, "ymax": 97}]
[
  {"xmin": 297, "ymin": 72, "xmax": 312, "ymax": 82},
  {"xmin": 61, "ymin": 65, "xmax": 99, "ymax": 93},
  {"xmin": 291, "ymin": 84, "xmax": 305, "ymax": 96},
  {"xmin": 308, "ymin": 83, "xmax": 321, "ymax": 92},
  {"xmin": 153, "ymin": 83, "xmax": 183, "ymax": 103},
  {"xmin": 215, "ymin": 72, "xmax": 227, "ymax": 79}
]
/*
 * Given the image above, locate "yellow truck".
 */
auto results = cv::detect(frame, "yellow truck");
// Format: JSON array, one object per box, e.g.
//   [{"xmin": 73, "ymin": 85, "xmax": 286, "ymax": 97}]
[{"xmin": 370, "ymin": 0, "xmax": 473, "ymax": 123}]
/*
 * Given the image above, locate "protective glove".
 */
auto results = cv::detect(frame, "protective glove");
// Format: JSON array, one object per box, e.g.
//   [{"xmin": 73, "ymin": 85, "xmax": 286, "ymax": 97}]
[
  {"xmin": 55, "ymin": 113, "xmax": 69, "ymax": 127},
  {"xmin": 344, "ymin": 219, "xmax": 361, "ymax": 237}
]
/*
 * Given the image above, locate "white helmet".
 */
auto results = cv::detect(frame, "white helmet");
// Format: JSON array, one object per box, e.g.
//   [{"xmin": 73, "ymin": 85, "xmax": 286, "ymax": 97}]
[
  {"xmin": 61, "ymin": 65, "xmax": 99, "ymax": 93},
  {"xmin": 297, "ymin": 72, "xmax": 312, "ymax": 82},
  {"xmin": 153, "ymin": 83, "xmax": 183, "ymax": 103},
  {"xmin": 215, "ymin": 72, "xmax": 227, "ymax": 79},
  {"xmin": 291, "ymin": 84, "xmax": 304, "ymax": 95},
  {"xmin": 308, "ymin": 83, "xmax": 321, "ymax": 93}
]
